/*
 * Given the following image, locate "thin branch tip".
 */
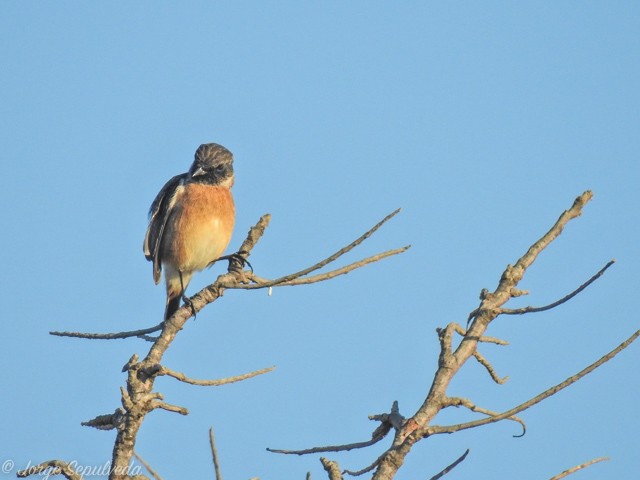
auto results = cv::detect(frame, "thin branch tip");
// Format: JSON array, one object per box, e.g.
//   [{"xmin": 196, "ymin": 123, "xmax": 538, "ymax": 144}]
[
  {"xmin": 428, "ymin": 449, "xmax": 470, "ymax": 480},
  {"xmin": 549, "ymin": 456, "xmax": 609, "ymax": 480}
]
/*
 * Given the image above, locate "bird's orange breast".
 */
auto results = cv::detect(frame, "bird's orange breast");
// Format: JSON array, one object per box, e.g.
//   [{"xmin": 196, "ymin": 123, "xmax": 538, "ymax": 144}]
[{"xmin": 161, "ymin": 183, "xmax": 235, "ymax": 272}]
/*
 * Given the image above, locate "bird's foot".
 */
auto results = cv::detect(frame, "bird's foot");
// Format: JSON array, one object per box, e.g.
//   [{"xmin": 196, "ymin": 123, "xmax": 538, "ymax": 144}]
[
  {"xmin": 230, "ymin": 252, "xmax": 253, "ymax": 272},
  {"xmin": 214, "ymin": 251, "xmax": 253, "ymax": 273},
  {"xmin": 182, "ymin": 295, "xmax": 197, "ymax": 319}
]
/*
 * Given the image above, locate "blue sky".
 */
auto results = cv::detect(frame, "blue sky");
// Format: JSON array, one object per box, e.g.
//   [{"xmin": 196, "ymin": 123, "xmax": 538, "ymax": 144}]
[{"xmin": 2, "ymin": 3, "xmax": 639, "ymax": 479}]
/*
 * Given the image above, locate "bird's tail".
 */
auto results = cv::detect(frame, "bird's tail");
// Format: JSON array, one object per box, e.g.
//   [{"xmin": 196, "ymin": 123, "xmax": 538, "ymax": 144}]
[{"xmin": 164, "ymin": 293, "xmax": 182, "ymax": 320}]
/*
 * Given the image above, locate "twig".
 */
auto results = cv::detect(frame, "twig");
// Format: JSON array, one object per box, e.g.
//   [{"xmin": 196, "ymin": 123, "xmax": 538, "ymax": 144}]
[
  {"xmin": 472, "ymin": 350, "xmax": 509, "ymax": 384},
  {"xmin": 224, "ymin": 209, "xmax": 404, "ymax": 290},
  {"xmin": 210, "ymin": 426, "xmax": 223, "ymax": 480},
  {"xmin": 151, "ymin": 365, "xmax": 274, "ymax": 386},
  {"xmin": 241, "ymin": 246, "xmax": 410, "ymax": 289},
  {"xmin": 267, "ymin": 436, "xmax": 386, "ymax": 456},
  {"xmin": 501, "ymin": 260, "xmax": 615, "ymax": 315},
  {"xmin": 428, "ymin": 449, "xmax": 470, "ymax": 480},
  {"xmin": 50, "ymin": 322, "xmax": 164, "ymax": 340},
  {"xmin": 343, "ymin": 455, "xmax": 383, "ymax": 477},
  {"xmin": 134, "ymin": 451, "xmax": 163, "ymax": 480},
  {"xmin": 17, "ymin": 460, "xmax": 82, "ymax": 480},
  {"xmin": 152, "ymin": 401, "xmax": 189, "ymax": 415},
  {"xmin": 442, "ymin": 397, "xmax": 526, "ymax": 437},
  {"xmin": 549, "ymin": 457, "xmax": 609, "ymax": 480}
]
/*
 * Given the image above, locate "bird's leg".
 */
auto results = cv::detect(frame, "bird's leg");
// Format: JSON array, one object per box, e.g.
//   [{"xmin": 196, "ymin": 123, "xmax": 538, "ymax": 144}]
[{"xmin": 179, "ymin": 271, "xmax": 197, "ymax": 319}]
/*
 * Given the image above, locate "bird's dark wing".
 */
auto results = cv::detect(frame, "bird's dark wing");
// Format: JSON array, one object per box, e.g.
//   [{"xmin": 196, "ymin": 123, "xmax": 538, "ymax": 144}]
[{"xmin": 143, "ymin": 173, "xmax": 186, "ymax": 284}]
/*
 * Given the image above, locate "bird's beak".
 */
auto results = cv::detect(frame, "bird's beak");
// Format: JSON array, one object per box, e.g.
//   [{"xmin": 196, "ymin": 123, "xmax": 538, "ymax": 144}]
[{"xmin": 191, "ymin": 167, "xmax": 206, "ymax": 178}]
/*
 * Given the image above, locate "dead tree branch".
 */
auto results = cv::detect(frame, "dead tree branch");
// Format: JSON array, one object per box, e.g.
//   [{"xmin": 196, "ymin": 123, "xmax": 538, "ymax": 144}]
[
  {"xmin": 442, "ymin": 397, "xmax": 526, "ymax": 436},
  {"xmin": 50, "ymin": 322, "xmax": 164, "ymax": 340},
  {"xmin": 364, "ymin": 191, "xmax": 623, "ymax": 480},
  {"xmin": 428, "ymin": 327, "xmax": 640, "ymax": 435},
  {"xmin": 209, "ymin": 426, "xmax": 223, "ymax": 480},
  {"xmin": 549, "ymin": 457, "xmax": 609, "ymax": 480},
  {"xmin": 278, "ymin": 192, "xmax": 628, "ymax": 480},
  {"xmin": 243, "ymin": 246, "xmax": 410, "ymax": 289},
  {"xmin": 501, "ymin": 260, "xmax": 616, "ymax": 315},
  {"xmin": 268, "ymin": 402, "xmax": 402, "ymax": 455},
  {"xmin": 145, "ymin": 364, "xmax": 274, "ymax": 387},
  {"xmin": 428, "ymin": 449, "xmax": 470, "ymax": 480},
  {"xmin": 34, "ymin": 211, "xmax": 407, "ymax": 480},
  {"xmin": 228, "ymin": 209, "xmax": 404, "ymax": 290},
  {"xmin": 472, "ymin": 350, "xmax": 509, "ymax": 384}
]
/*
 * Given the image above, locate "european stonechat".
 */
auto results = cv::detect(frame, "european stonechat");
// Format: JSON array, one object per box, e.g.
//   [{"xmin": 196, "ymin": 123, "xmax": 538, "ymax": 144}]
[{"xmin": 143, "ymin": 143, "xmax": 236, "ymax": 320}]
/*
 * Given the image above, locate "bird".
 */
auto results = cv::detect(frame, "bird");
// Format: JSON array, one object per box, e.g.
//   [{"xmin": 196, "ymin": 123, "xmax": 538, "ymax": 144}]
[{"xmin": 143, "ymin": 143, "xmax": 236, "ymax": 320}]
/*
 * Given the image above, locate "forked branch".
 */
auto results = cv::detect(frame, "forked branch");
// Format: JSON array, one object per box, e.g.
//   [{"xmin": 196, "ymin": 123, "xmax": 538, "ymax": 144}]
[
  {"xmin": 35, "ymin": 210, "xmax": 407, "ymax": 480},
  {"xmin": 429, "ymin": 327, "xmax": 640, "ymax": 435},
  {"xmin": 501, "ymin": 260, "xmax": 616, "ymax": 315},
  {"xmin": 290, "ymin": 192, "xmax": 628, "ymax": 480}
]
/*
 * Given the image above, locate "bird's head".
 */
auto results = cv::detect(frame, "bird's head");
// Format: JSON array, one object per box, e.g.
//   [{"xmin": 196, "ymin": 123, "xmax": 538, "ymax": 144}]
[{"xmin": 189, "ymin": 143, "xmax": 234, "ymax": 187}]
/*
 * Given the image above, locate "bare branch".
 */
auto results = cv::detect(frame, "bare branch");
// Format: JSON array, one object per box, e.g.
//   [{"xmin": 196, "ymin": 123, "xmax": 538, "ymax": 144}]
[
  {"xmin": 267, "ymin": 437, "xmax": 386, "ymax": 456},
  {"xmin": 320, "ymin": 458, "xmax": 343, "ymax": 480},
  {"xmin": 428, "ymin": 449, "xmax": 470, "ymax": 480},
  {"xmin": 269, "ymin": 402, "xmax": 401, "ymax": 456},
  {"xmin": 133, "ymin": 452, "xmax": 163, "ymax": 480},
  {"xmin": 226, "ymin": 209, "xmax": 406, "ymax": 290},
  {"xmin": 370, "ymin": 192, "xmax": 604, "ymax": 480},
  {"xmin": 246, "ymin": 209, "xmax": 401, "ymax": 289},
  {"xmin": 431, "ymin": 328, "xmax": 640, "ymax": 435},
  {"xmin": 209, "ymin": 426, "xmax": 223, "ymax": 480},
  {"xmin": 442, "ymin": 397, "xmax": 526, "ymax": 437},
  {"xmin": 234, "ymin": 213, "xmax": 271, "ymax": 261},
  {"xmin": 549, "ymin": 457, "xmax": 609, "ymax": 480},
  {"xmin": 241, "ymin": 246, "xmax": 410, "ymax": 289},
  {"xmin": 149, "ymin": 364, "xmax": 274, "ymax": 387},
  {"xmin": 99, "ymin": 211, "xmax": 406, "ymax": 479},
  {"xmin": 151, "ymin": 401, "xmax": 189, "ymax": 416},
  {"xmin": 17, "ymin": 460, "xmax": 82, "ymax": 480},
  {"xmin": 472, "ymin": 350, "xmax": 509, "ymax": 384},
  {"xmin": 343, "ymin": 455, "xmax": 382, "ymax": 477},
  {"xmin": 496, "ymin": 191, "xmax": 594, "ymax": 296},
  {"xmin": 50, "ymin": 322, "xmax": 164, "ymax": 340},
  {"xmin": 501, "ymin": 260, "xmax": 615, "ymax": 315}
]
